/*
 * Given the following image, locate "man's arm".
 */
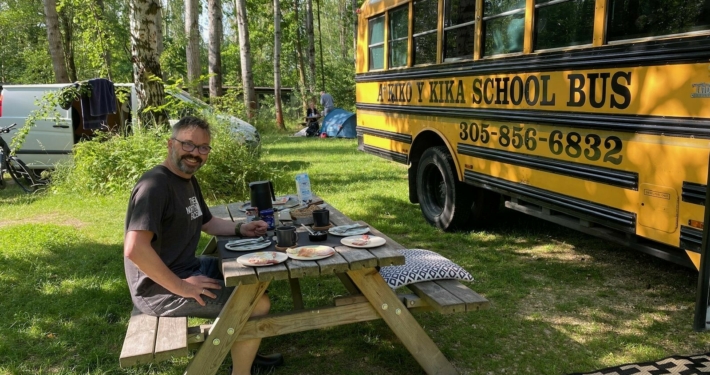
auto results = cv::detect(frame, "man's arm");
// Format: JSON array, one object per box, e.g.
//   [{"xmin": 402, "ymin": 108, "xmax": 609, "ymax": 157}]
[
  {"xmin": 201, "ymin": 216, "xmax": 268, "ymax": 237},
  {"xmin": 124, "ymin": 230, "xmax": 220, "ymax": 305}
]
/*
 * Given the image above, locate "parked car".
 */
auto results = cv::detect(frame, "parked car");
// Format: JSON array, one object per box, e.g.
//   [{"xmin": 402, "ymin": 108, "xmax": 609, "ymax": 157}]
[{"xmin": 0, "ymin": 83, "xmax": 260, "ymax": 170}]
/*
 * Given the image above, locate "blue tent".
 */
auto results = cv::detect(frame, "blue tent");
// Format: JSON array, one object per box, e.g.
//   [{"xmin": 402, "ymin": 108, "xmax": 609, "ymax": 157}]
[{"xmin": 319, "ymin": 108, "xmax": 357, "ymax": 138}]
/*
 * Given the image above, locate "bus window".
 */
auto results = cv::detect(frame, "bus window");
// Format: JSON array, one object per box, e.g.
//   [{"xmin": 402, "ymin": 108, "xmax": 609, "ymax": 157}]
[
  {"xmin": 389, "ymin": 6, "xmax": 409, "ymax": 68},
  {"xmin": 413, "ymin": 0, "xmax": 438, "ymax": 65},
  {"xmin": 443, "ymin": 0, "xmax": 476, "ymax": 61},
  {"xmin": 483, "ymin": 0, "xmax": 525, "ymax": 56},
  {"xmin": 368, "ymin": 15, "xmax": 385, "ymax": 70},
  {"xmin": 534, "ymin": 0, "xmax": 594, "ymax": 50},
  {"xmin": 607, "ymin": 0, "xmax": 710, "ymax": 42}
]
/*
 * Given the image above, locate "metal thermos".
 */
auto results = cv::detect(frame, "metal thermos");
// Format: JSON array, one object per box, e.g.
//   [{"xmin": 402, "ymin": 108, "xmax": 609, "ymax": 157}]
[{"xmin": 249, "ymin": 181, "xmax": 275, "ymax": 211}]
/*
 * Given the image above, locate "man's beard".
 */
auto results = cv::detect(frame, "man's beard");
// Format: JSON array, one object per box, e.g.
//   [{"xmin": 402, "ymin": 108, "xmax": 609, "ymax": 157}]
[{"xmin": 171, "ymin": 148, "xmax": 204, "ymax": 175}]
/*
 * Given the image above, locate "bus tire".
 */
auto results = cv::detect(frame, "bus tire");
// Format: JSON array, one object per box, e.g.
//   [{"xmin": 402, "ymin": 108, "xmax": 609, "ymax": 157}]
[{"xmin": 416, "ymin": 146, "xmax": 473, "ymax": 231}]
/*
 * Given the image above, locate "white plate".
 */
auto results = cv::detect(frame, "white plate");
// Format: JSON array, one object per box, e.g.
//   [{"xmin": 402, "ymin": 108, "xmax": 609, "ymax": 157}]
[
  {"xmin": 286, "ymin": 245, "xmax": 336, "ymax": 260},
  {"xmin": 328, "ymin": 226, "xmax": 370, "ymax": 236},
  {"xmin": 236, "ymin": 251, "xmax": 288, "ymax": 267},
  {"xmin": 225, "ymin": 240, "xmax": 272, "ymax": 251},
  {"xmin": 340, "ymin": 235, "xmax": 386, "ymax": 249}
]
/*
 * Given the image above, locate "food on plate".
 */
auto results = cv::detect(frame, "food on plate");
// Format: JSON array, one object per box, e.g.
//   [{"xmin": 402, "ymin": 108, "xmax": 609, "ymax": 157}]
[
  {"xmin": 248, "ymin": 252, "xmax": 280, "ymax": 265},
  {"xmin": 290, "ymin": 246, "xmax": 334, "ymax": 258},
  {"xmin": 272, "ymin": 196, "xmax": 290, "ymax": 205},
  {"xmin": 351, "ymin": 235, "xmax": 370, "ymax": 246}
]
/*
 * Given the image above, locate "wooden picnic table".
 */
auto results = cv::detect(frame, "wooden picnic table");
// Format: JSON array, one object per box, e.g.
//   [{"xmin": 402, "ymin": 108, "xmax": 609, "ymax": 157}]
[{"xmin": 184, "ymin": 197, "xmax": 460, "ymax": 375}]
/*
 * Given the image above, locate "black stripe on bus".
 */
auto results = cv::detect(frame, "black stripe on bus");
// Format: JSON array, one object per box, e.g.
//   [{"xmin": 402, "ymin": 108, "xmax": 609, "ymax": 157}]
[
  {"xmin": 458, "ymin": 144, "xmax": 638, "ymax": 190},
  {"xmin": 15, "ymin": 150, "xmax": 71, "ymax": 155},
  {"xmin": 357, "ymin": 127, "xmax": 413, "ymax": 144},
  {"xmin": 464, "ymin": 170, "xmax": 636, "ymax": 231},
  {"xmin": 682, "ymin": 182, "xmax": 707, "ymax": 206},
  {"xmin": 356, "ymin": 103, "xmax": 710, "ymax": 138},
  {"xmin": 355, "ymin": 35, "xmax": 710, "ymax": 82},
  {"xmin": 362, "ymin": 145, "xmax": 408, "ymax": 164},
  {"xmin": 680, "ymin": 225, "xmax": 703, "ymax": 254}
]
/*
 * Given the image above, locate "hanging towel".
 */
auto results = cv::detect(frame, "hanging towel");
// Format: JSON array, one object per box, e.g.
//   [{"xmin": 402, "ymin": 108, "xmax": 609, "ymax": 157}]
[{"xmin": 80, "ymin": 78, "xmax": 116, "ymax": 130}]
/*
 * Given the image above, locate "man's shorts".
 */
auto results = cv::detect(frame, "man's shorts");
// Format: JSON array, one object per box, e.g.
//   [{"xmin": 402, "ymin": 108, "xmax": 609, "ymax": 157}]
[{"xmin": 151, "ymin": 256, "xmax": 234, "ymax": 319}]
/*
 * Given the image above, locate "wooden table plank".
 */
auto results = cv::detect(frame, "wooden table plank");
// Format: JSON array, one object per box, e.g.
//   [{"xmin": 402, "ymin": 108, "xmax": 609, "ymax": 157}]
[
  {"xmin": 435, "ymin": 279, "xmax": 490, "ymax": 311},
  {"xmin": 185, "ymin": 282, "xmax": 269, "ymax": 375},
  {"xmin": 154, "ymin": 316, "xmax": 188, "ymax": 362},
  {"xmin": 336, "ymin": 245, "xmax": 378, "ymax": 270},
  {"xmin": 254, "ymin": 262, "xmax": 290, "ymax": 282},
  {"xmin": 348, "ymin": 269, "xmax": 458, "ymax": 375},
  {"xmin": 209, "ymin": 204, "xmax": 232, "ymax": 221},
  {"xmin": 119, "ymin": 309, "xmax": 158, "ymax": 367},
  {"xmin": 227, "ymin": 202, "xmax": 246, "ymax": 219},
  {"xmin": 286, "ymin": 258, "xmax": 321, "ymax": 279},
  {"xmin": 408, "ymin": 281, "xmax": 465, "ymax": 314},
  {"xmin": 317, "ymin": 252, "xmax": 351, "ymax": 275},
  {"xmin": 356, "ymin": 221, "xmax": 406, "ymax": 267},
  {"xmin": 222, "ymin": 258, "xmax": 258, "ymax": 287},
  {"xmin": 326, "ymin": 204, "xmax": 356, "ymax": 226}
]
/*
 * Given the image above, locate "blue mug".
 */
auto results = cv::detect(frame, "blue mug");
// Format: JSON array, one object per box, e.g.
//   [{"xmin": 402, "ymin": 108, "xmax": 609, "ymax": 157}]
[{"xmin": 259, "ymin": 208, "xmax": 276, "ymax": 230}]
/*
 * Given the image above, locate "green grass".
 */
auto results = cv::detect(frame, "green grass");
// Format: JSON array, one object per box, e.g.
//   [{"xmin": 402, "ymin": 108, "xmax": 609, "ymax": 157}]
[{"xmin": 1, "ymin": 134, "xmax": 709, "ymax": 375}]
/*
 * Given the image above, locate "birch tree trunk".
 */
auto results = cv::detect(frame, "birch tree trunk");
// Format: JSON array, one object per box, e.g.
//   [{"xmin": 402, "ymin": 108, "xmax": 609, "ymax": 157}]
[
  {"xmin": 294, "ymin": 0, "xmax": 308, "ymax": 114},
  {"xmin": 129, "ymin": 0, "xmax": 168, "ymax": 127},
  {"xmin": 185, "ymin": 0, "xmax": 202, "ymax": 97},
  {"xmin": 316, "ymin": 0, "xmax": 325, "ymax": 91},
  {"xmin": 305, "ymin": 0, "xmax": 317, "ymax": 97},
  {"xmin": 235, "ymin": 0, "xmax": 258, "ymax": 118},
  {"xmin": 273, "ymin": 0, "xmax": 284, "ymax": 129},
  {"xmin": 339, "ymin": 0, "xmax": 347, "ymax": 59},
  {"xmin": 156, "ymin": 2, "xmax": 164, "ymax": 57},
  {"xmin": 208, "ymin": 0, "xmax": 223, "ymax": 99},
  {"xmin": 91, "ymin": 0, "xmax": 113, "ymax": 79},
  {"xmin": 43, "ymin": 0, "xmax": 70, "ymax": 83},
  {"xmin": 58, "ymin": 6, "xmax": 77, "ymax": 82},
  {"xmin": 352, "ymin": 0, "xmax": 357, "ymax": 58}
]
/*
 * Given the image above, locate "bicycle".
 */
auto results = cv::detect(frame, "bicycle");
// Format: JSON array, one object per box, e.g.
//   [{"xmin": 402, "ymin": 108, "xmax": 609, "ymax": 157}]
[{"xmin": 0, "ymin": 123, "xmax": 48, "ymax": 192}]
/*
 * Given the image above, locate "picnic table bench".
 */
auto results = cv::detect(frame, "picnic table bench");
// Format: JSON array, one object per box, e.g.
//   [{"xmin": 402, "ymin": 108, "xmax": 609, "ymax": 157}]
[{"xmin": 120, "ymin": 197, "xmax": 489, "ymax": 374}]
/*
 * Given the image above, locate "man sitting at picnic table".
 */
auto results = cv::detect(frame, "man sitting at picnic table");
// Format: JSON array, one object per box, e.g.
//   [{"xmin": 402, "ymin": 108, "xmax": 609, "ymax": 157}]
[{"xmin": 123, "ymin": 116, "xmax": 283, "ymax": 375}]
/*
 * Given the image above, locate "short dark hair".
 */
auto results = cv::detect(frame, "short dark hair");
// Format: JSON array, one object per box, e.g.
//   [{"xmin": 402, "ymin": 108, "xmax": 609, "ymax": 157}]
[{"xmin": 172, "ymin": 116, "xmax": 211, "ymax": 138}]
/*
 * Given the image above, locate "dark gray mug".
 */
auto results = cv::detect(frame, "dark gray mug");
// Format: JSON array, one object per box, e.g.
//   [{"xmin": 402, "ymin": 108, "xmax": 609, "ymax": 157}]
[
  {"xmin": 275, "ymin": 225, "xmax": 298, "ymax": 247},
  {"xmin": 312, "ymin": 209, "xmax": 330, "ymax": 227}
]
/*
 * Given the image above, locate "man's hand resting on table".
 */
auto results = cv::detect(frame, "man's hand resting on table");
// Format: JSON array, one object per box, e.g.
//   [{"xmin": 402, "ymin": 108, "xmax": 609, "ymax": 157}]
[{"xmin": 240, "ymin": 220, "xmax": 268, "ymax": 237}]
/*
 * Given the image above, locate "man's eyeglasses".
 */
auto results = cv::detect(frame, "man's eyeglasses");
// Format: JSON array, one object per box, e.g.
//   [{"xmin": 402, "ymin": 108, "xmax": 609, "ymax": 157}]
[{"xmin": 172, "ymin": 138, "xmax": 212, "ymax": 155}]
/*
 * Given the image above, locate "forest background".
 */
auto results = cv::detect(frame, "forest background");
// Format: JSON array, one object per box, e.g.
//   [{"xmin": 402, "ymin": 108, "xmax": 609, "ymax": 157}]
[{"xmin": 0, "ymin": 0, "xmax": 358, "ymax": 127}]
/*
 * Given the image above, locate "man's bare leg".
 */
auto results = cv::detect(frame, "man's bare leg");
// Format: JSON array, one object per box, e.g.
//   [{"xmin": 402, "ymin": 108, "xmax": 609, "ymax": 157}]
[{"xmin": 230, "ymin": 294, "xmax": 270, "ymax": 375}]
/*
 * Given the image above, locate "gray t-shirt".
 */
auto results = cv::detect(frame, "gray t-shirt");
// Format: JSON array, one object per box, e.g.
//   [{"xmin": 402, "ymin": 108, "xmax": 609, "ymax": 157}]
[
  {"xmin": 320, "ymin": 92, "xmax": 335, "ymax": 109},
  {"xmin": 124, "ymin": 165, "xmax": 213, "ymax": 315}
]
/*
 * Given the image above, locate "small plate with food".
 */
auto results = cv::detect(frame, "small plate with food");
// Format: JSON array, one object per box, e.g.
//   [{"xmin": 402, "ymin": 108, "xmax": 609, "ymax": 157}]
[
  {"xmin": 340, "ymin": 235, "xmax": 386, "ymax": 249},
  {"xmin": 286, "ymin": 245, "xmax": 336, "ymax": 260},
  {"xmin": 237, "ymin": 251, "xmax": 288, "ymax": 267}
]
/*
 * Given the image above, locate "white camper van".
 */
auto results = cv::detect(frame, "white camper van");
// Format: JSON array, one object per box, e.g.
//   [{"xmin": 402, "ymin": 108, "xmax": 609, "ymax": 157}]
[{"xmin": 0, "ymin": 83, "xmax": 260, "ymax": 170}]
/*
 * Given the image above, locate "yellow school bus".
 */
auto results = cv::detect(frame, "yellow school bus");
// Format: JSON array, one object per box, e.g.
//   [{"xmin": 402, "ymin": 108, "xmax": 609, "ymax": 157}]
[{"xmin": 355, "ymin": 0, "xmax": 710, "ymax": 269}]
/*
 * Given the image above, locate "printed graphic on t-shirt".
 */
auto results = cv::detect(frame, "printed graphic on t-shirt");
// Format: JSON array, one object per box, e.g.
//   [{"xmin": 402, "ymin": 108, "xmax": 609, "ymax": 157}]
[{"xmin": 186, "ymin": 196, "xmax": 203, "ymax": 220}]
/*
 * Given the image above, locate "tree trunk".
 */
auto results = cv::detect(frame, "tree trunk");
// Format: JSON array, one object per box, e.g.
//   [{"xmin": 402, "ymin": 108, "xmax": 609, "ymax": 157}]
[
  {"xmin": 185, "ymin": 0, "xmax": 202, "ymax": 97},
  {"xmin": 156, "ymin": 1, "xmax": 164, "ymax": 57},
  {"xmin": 235, "ymin": 0, "xmax": 258, "ymax": 118},
  {"xmin": 305, "ymin": 0, "xmax": 316, "ymax": 98},
  {"xmin": 273, "ymin": 0, "xmax": 284, "ymax": 129},
  {"xmin": 294, "ymin": 0, "xmax": 308, "ymax": 114},
  {"xmin": 208, "ymin": 0, "xmax": 223, "ymax": 99},
  {"xmin": 91, "ymin": 0, "xmax": 113, "ymax": 80},
  {"xmin": 58, "ymin": 6, "xmax": 77, "ymax": 82},
  {"xmin": 44, "ymin": 0, "xmax": 70, "ymax": 83},
  {"xmin": 339, "ymin": 0, "xmax": 347, "ymax": 59},
  {"xmin": 316, "ymin": 0, "xmax": 325, "ymax": 91},
  {"xmin": 129, "ymin": 0, "xmax": 168, "ymax": 128}
]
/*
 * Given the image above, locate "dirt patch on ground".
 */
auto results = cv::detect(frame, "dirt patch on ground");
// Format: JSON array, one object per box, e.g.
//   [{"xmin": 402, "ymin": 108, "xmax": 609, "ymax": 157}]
[{"xmin": 0, "ymin": 213, "xmax": 86, "ymax": 228}]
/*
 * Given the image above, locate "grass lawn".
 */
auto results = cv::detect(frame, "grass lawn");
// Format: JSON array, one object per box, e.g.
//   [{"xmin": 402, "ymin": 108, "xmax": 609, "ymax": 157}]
[{"xmin": 0, "ymin": 133, "xmax": 709, "ymax": 375}]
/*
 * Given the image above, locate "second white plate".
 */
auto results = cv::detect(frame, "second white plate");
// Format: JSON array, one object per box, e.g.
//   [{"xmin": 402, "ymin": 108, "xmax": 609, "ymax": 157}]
[
  {"xmin": 328, "ymin": 226, "xmax": 370, "ymax": 236},
  {"xmin": 236, "ymin": 251, "xmax": 288, "ymax": 267},
  {"xmin": 286, "ymin": 245, "xmax": 336, "ymax": 260},
  {"xmin": 340, "ymin": 235, "xmax": 386, "ymax": 248}
]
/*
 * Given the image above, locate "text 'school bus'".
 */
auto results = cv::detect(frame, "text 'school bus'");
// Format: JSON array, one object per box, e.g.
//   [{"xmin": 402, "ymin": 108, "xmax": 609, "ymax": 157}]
[{"xmin": 355, "ymin": 0, "xmax": 710, "ymax": 269}]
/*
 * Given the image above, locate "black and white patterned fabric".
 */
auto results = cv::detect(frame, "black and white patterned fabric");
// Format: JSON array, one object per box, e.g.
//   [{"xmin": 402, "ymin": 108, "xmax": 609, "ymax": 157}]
[
  {"xmin": 378, "ymin": 249, "xmax": 473, "ymax": 289},
  {"xmin": 567, "ymin": 353, "xmax": 710, "ymax": 375}
]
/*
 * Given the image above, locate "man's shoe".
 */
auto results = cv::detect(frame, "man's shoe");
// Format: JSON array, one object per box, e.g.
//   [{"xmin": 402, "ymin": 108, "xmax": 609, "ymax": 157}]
[{"xmin": 252, "ymin": 353, "xmax": 284, "ymax": 370}]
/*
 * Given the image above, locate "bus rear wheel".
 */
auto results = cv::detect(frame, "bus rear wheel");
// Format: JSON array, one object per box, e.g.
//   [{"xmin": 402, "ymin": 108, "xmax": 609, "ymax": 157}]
[{"xmin": 416, "ymin": 146, "xmax": 473, "ymax": 231}]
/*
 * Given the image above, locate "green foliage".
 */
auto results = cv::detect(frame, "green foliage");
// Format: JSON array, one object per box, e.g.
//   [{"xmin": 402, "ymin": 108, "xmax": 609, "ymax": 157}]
[{"xmin": 49, "ymin": 127, "xmax": 166, "ymax": 195}]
